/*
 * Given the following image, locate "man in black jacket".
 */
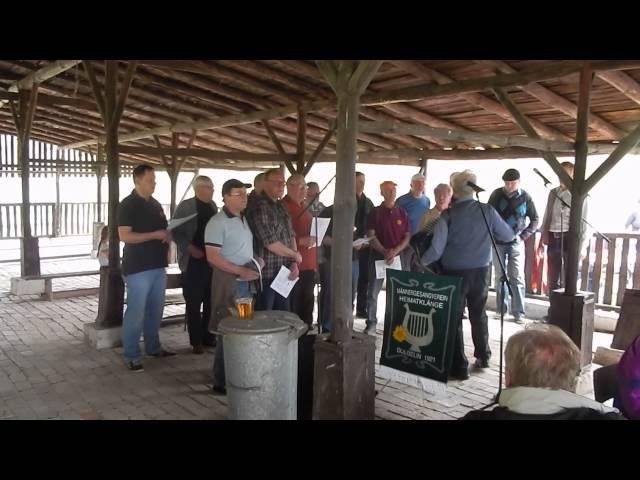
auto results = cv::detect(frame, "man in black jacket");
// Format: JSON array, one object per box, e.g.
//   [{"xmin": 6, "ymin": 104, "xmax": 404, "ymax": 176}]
[
  {"xmin": 462, "ymin": 325, "xmax": 626, "ymax": 420},
  {"xmin": 354, "ymin": 172, "xmax": 375, "ymax": 318}
]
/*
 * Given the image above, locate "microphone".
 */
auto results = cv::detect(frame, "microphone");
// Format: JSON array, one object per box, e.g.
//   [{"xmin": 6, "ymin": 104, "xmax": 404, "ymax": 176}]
[
  {"xmin": 533, "ymin": 168, "xmax": 552, "ymax": 186},
  {"xmin": 467, "ymin": 180, "xmax": 485, "ymax": 193}
]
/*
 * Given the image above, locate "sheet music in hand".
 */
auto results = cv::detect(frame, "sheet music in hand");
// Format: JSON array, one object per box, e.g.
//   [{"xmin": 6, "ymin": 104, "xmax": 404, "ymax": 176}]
[
  {"xmin": 375, "ymin": 255, "xmax": 402, "ymax": 279},
  {"xmin": 167, "ymin": 213, "xmax": 197, "ymax": 231},
  {"xmin": 309, "ymin": 217, "xmax": 331, "ymax": 248},
  {"xmin": 270, "ymin": 265, "xmax": 299, "ymax": 298}
]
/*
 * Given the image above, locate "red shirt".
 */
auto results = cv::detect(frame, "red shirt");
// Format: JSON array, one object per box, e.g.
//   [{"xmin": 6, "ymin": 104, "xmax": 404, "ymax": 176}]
[
  {"xmin": 282, "ymin": 195, "xmax": 316, "ymax": 271},
  {"xmin": 367, "ymin": 204, "xmax": 409, "ymax": 250}
]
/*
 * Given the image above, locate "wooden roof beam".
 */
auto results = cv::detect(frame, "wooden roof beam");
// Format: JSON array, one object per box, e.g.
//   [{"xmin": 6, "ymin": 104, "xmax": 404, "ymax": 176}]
[
  {"xmin": 475, "ymin": 60, "xmax": 625, "ymax": 139},
  {"xmin": 597, "ymin": 70, "xmax": 640, "ymax": 105},
  {"xmin": 61, "ymin": 60, "xmax": 640, "ymax": 151},
  {"xmin": 389, "ymin": 60, "xmax": 574, "ymax": 142}
]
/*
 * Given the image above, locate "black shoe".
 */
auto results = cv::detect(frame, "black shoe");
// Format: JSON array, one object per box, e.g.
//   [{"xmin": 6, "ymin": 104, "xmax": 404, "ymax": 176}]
[
  {"xmin": 148, "ymin": 349, "xmax": 176, "ymax": 357},
  {"xmin": 449, "ymin": 368, "xmax": 469, "ymax": 381},
  {"xmin": 363, "ymin": 324, "xmax": 377, "ymax": 335},
  {"xmin": 474, "ymin": 358, "xmax": 490, "ymax": 369},
  {"xmin": 211, "ymin": 385, "xmax": 227, "ymax": 395},
  {"xmin": 127, "ymin": 361, "xmax": 144, "ymax": 372},
  {"xmin": 192, "ymin": 345, "xmax": 205, "ymax": 354},
  {"xmin": 356, "ymin": 311, "xmax": 368, "ymax": 318}
]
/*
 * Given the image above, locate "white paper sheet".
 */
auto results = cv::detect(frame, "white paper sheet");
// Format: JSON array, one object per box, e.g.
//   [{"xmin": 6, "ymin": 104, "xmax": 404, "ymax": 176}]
[
  {"xmin": 353, "ymin": 237, "xmax": 373, "ymax": 248},
  {"xmin": 270, "ymin": 265, "xmax": 299, "ymax": 298},
  {"xmin": 309, "ymin": 217, "xmax": 331, "ymax": 248},
  {"xmin": 375, "ymin": 255, "xmax": 402, "ymax": 279},
  {"xmin": 167, "ymin": 213, "xmax": 197, "ymax": 231}
]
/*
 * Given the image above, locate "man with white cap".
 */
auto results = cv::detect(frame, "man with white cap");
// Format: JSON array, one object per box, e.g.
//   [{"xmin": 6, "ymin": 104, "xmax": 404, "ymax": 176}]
[{"xmin": 421, "ymin": 170, "xmax": 514, "ymax": 380}]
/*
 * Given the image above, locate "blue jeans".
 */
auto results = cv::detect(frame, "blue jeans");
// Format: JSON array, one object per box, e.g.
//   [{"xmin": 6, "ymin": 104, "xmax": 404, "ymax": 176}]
[
  {"xmin": 256, "ymin": 279, "xmax": 290, "ymax": 311},
  {"xmin": 122, "ymin": 268, "xmax": 166, "ymax": 362},
  {"xmin": 493, "ymin": 240, "xmax": 526, "ymax": 319}
]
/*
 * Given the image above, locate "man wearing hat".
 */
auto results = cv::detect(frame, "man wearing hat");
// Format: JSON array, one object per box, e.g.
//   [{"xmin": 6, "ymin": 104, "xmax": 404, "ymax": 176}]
[
  {"xmin": 364, "ymin": 180, "xmax": 410, "ymax": 335},
  {"xmin": 205, "ymin": 178, "xmax": 261, "ymax": 394},
  {"xmin": 488, "ymin": 168, "xmax": 539, "ymax": 324}
]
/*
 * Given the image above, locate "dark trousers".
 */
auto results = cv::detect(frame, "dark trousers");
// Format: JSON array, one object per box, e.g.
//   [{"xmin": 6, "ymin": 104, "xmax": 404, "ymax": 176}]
[
  {"xmin": 443, "ymin": 266, "xmax": 491, "ymax": 373},
  {"xmin": 547, "ymin": 232, "xmax": 569, "ymax": 292},
  {"xmin": 183, "ymin": 257, "xmax": 215, "ymax": 347},
  {"xmin": 356, "ymin": 248, "xmax": 371, "ymax": 315},
  {"xmin": 256, "ymin": 278, "xmax": 290, "ymax": 311},
  {"xmin": 290, "ymin": 270, "xmax": 316, "ymax": 326}
]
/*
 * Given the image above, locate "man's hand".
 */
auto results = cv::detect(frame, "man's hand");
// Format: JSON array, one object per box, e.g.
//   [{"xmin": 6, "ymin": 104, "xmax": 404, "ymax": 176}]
[
  {"xmin": 541, "ymin": 231, "xmax": 549, "ymax": 246},
  {"xmin": 292, "ymin": 251, "xmax": 303, "ymax": 264},
  {"xmin": 238, "ymin": 267, "xmax": 259, "ymax": 281},
  {"xmin": 384, "ymin": 248, "xmax": 396, "ymax": 264},
  {"xmin": 255, "ymin": 256, "xmax": 265, "ymax": 269},
  {"xmin": 288, "ymin": 263, "xmax": 300, "ymax": 280},
  {"xmin": 188, "ymin": 244, "xmax": 205, "ymax": 259},
  {"xmin": 298, "ymin": 236, "xmax": 317, "ymax": 248},
  {"xmin": 353, "ymin": 243, "xmax": 364, "ymax": 251},
  {"xmin": 154, "ymin": 229, "xmax": 172, "ymax": 243}
]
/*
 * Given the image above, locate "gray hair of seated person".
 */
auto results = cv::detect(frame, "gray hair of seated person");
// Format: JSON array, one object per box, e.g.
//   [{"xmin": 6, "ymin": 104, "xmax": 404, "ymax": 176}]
[{"xmin": 505, "ymin": 324, "xmax": 580, "ymax": 392}]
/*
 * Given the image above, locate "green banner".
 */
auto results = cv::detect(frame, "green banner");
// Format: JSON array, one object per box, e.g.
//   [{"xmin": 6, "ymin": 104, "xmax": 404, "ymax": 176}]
[{"xmin": 380, "ymin": 269, "xmax": 462, "ymax": 383}]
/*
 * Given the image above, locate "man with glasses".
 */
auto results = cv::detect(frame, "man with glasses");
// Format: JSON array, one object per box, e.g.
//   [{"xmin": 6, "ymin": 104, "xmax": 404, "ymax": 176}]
[
  {"xmin": 283, "ymin": 174, "xmax": 317, "ymax": 328},
  {"xmin": 173, "ymin": 175, "xmax": 219, "ymax": 353},
  {"xmin": 248, "ymin": 168, "xmax": 301, "ymax": 311},
  {"xmin": 205, "ymin": 179, "xmax": 260, "ymax": 395}
]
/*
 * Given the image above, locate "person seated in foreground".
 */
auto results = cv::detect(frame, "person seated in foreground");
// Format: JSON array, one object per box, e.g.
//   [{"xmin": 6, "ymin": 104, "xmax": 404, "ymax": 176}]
[{"xmin": 462, "ymin": 324, "xmax": 626, "ymax": 420}]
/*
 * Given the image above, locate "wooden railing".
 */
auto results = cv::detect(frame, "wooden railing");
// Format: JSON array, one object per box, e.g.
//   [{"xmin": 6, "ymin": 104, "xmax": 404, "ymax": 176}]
[
  {"xmin": 520, "ymin": 232, "xmax": 640, "ymax": 308},
  {"xmin": 0, "ymin": 202, "xmax": 170, "ymax": 239}
]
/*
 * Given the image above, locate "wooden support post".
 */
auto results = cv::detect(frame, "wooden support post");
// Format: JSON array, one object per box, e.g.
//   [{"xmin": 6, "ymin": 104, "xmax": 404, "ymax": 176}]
[
  {"xmin": 296, "ymin": 107, "xmax": 307, "ymax": 173},
  {"xmin": 12, "ymin": 85, "xmax": 41, "ymax": 276},
  {"xmin": 548, "ymin": 64, "xmax": 595, "ymax": 368},
  {"xmin": 169, "ymin": 133, "xmax": 180, "ymax": 216},
  {"xmin": 565, "ymin": 64, "xmax": 593, "ymax": 296},
  {"xmin": 312, "ymin": 60, "xmax": 382, "ymax": 420},
  {"xmin": 85, "ymin": 60, "xmax": 137, "ymax": 329},
  {"xmin": 54, "ymin": 158, "xmax": 61, "ymax": 237},
  {"xmin": 420, "ymin": 157, "xmax": 428, "ymax": 178},
  {"xmin": 96, "ymin": 143, "xmax": 104, "ymax": 222}
]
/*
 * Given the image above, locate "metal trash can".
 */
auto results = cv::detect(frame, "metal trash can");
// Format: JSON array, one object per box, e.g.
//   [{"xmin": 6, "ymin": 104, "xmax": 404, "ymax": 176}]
[{"xmin": 219, "ymin": 310, "xmax": 307, "ymax": 420}]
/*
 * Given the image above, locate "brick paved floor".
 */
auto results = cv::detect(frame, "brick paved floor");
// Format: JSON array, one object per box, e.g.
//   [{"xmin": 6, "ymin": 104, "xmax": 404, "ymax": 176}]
[{"xmin": 0, "ymin": 256, "xmax": 613, "ymax": 420}]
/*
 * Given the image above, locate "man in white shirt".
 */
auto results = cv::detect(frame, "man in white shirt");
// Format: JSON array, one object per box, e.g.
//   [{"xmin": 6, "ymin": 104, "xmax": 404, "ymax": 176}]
[{"xmin": 540, "ymin": 161, "xmax": 590, "ymax": 292}]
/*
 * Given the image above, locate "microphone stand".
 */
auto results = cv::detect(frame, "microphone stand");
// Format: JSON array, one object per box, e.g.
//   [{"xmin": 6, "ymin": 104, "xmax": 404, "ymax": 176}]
[{"xmin": 474, "ymin": 190, "xmax": 512, "ymax": 404}]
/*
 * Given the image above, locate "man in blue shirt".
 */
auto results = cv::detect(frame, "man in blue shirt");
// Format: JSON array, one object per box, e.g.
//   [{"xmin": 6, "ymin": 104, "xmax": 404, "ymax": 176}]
[
  {"xmin": 396, "ymin": 173, "xmax": 431, "ymax": 271},
  {"xmin": 396, "ymin": 173, "xmax": 431, "ymax": 235},
  {"xmin": 422, "ymin": 170, "xmax": 514, "ymax": 380}
]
